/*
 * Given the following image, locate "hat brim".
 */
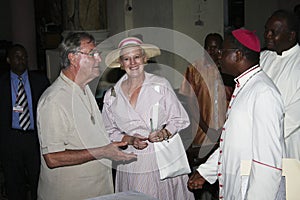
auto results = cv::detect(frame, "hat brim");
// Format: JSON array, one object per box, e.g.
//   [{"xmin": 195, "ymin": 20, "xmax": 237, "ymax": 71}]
[{"xmin": 105, "ymin": 43, "xmax": 161, "ymax": 68}]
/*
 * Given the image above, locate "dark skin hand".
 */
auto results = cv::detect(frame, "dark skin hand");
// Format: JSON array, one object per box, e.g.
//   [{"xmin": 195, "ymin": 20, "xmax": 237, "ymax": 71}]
[{"xmin": 188, "ymin": 171, "xmax": 206, "ymax": 190}]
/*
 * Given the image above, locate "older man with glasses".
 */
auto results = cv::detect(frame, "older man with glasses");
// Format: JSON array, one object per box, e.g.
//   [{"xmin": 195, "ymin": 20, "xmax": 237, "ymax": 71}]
[{"xmin": 36, "ymin": 32, "xmax": 137, "ymax": 200}]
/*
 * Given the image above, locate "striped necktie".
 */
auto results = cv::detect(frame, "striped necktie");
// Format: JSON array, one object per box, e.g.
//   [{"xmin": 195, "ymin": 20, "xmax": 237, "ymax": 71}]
[{"xmin": 17, "ymin": 77, "xmax": 30, "ymax": 130}]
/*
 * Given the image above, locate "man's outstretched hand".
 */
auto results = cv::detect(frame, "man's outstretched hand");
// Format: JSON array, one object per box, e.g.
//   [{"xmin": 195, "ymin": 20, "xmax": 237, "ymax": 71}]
[{"xmin": 102, "ymin": 142, "xmax": 137, "ymax": 161}]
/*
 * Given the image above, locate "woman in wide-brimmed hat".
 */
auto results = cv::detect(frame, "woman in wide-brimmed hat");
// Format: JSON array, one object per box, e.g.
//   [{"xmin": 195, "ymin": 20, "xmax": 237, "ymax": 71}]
[{"xmin": 102, "ymin": 37, "xmax": 195, "ymax": 200}]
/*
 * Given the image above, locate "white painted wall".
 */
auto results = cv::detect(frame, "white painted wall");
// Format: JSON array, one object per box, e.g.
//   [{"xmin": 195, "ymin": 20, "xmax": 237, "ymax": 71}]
[
  {"xmin": 107, "ymin": 0, "xmax": 223, "ymax": 46},
  {"xmin": 102, "ymin": 0, "xmax": 300, "ymax": 92},
  {"xmin": 173, "ymin": 0, "xmax": 224, "ymax": 46},
  {"xmin": 105, "ymin": 0, "xmax": 224, "ymax": 89},
  {"xmin": 172, "ymin": 0, "xmax": 224, "ymax": 79}
]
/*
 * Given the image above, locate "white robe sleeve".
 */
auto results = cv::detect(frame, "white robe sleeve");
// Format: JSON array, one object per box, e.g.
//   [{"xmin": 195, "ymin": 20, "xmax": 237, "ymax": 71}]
[
  {"xmin": 284, "ymin": 87, "xmax": 300, "ymax": 138},
  {"xmin": 246, "ymin": 88, "xmax": 284, "ymax": 200},
  {"xmin": 196, "ymin": 148, "xmax": 219, "ymax": 184}
]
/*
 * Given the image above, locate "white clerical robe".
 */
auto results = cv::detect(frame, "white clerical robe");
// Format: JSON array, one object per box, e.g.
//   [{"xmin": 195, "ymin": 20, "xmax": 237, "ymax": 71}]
[
  {"xmin": 197, "ymin": 66, "xmax": 285, "ymax": 199},
  {"xmin": 260, "ymin": 44, "xmax": 300, "ymax": 160}
]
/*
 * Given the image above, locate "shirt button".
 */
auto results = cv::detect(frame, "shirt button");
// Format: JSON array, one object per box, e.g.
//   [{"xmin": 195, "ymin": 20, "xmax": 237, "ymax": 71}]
[
  {"xmin": 219, "ymin": 184, "xmax": 223, "ymax": 188},
  {"xmin": 218, "ymin": 173, "xmax": 222, "ymax": 176},
  {"xmin": 222, "ymin": 128, "xmax": 225, "ymax": 131},
  {"xmin": 220, "ymin": 138, "xmax": 223, "ymax": 142},
  {"xmin": 220, "ymin": 150, "xmax": 222, "ymax": 154},
  {"xmin": 218, "ymin": 162, "xmax": 221, "ymax": 165}
]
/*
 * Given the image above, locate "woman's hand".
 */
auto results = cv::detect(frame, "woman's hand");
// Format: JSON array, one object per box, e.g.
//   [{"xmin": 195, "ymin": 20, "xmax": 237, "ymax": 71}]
[
  {"xmin": 132, "ymin": 134, "xmax": 148, "ymax": 150},
  {"xmin": 122, "ymin": 133, "xmax": 148, "ymax": 150},
  {"xmin": 122, "ymin": 134, "xmax": 148, "ymax": 150},
  {"xmin": 148, "ymin": 129, "xmax": 172, "ymax": 143}
]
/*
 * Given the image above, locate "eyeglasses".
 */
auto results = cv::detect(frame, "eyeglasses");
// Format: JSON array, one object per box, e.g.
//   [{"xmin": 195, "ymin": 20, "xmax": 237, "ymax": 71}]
[
  {"xmin": 76, "ymin": 49, "xmax": 101, "ymax": 57},
  {"xmin": 218, "ymin": 48, "xmax": 239, "ymax": 56}
]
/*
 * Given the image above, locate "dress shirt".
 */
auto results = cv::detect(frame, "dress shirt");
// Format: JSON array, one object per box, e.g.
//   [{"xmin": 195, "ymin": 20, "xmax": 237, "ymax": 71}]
[
  {"xmin": 10, "ymin": 70, "xmax": 34, "ymax": 130},
  {"xmin": 37, "ymin": 72, "xmax": 113, "ymax": 200}
]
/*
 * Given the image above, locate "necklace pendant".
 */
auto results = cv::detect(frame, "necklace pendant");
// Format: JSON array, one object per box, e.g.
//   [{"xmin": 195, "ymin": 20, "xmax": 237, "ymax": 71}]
[{"xmin": 91, "ymin": 115, "xmax": 95, "ymax": 125}]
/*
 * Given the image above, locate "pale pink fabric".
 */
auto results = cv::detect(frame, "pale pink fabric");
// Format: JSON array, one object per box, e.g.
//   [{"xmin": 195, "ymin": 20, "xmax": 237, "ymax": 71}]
[{"xmin": 102, "ymin": 72, "xmax": 194, "ymax": 200}]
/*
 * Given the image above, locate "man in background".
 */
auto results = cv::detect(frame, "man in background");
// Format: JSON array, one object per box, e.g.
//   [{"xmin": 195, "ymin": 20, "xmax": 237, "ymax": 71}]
[
  {"xmin": 180, "ymin": 33, "xmax": 230, "ymax": 149},
  {"xmin": 0, "ymin": 44, "xmax": 50, "ymax": 200},
  {"xmin": 260, "ymin": 9, "xmax": 300, "ymax": 160},
  {"xmin": 204, "ymin": 33, "xmax": 235, "ymax": 106},
  {"xmin": 180, "ymin": 33, "xmax": 232, "ymax": 200}
]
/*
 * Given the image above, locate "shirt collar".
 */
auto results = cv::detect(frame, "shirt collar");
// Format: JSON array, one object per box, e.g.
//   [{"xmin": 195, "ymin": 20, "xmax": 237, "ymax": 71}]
[
  {"xmin": 234, "ymin": 65, "xmax": 261, "ymax": 87},
  {"xmin": 280, "ymin": 44, "xmax": 299, "ymax": 57},
  {"xmin": 10, "ymin": 70, "xmax": 28, "ymax": 81},
  {"xmin": 60, "ymin": 71, "xmax": 75, "ymax": 86},
  {"xmin": 59, "ymin": 71, "xmax": 87, "ymax": 94}
]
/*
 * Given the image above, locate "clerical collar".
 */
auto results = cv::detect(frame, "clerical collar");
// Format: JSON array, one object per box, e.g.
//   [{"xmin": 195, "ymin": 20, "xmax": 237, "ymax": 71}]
[{"xmin": 234, "ymin": 65, "xmax": 261, "ymax": 87}]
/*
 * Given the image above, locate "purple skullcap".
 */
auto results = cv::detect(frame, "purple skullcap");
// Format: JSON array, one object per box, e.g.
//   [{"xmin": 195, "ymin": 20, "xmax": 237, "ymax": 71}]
[{"xmin": 232, "ymin": 29, "xmax": 261, "ymax": 52}]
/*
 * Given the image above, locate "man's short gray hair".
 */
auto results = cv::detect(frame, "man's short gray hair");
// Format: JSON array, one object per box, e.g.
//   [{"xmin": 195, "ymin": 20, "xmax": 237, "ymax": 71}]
[{"xmin": 59, "ymin": 32, "xmax": 96, "ymax": 69}]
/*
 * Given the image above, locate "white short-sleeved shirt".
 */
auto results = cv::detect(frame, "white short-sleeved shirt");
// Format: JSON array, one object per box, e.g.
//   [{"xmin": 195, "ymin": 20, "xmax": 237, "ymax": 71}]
[{"xmin": 37, "ymin": 72, "xmax": 113, "ymax": 200}]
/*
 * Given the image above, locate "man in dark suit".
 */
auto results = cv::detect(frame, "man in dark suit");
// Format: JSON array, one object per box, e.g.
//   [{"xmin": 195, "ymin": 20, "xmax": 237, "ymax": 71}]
[{"xmin": 0, "ymin": 44, "xmax": 50, "ymax": 200}]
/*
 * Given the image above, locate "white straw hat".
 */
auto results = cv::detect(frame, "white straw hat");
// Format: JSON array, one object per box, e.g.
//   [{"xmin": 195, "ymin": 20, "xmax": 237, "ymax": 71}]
[{"xmin": 105, "ymin": 37, "xmax": 161, "ymax": 68}]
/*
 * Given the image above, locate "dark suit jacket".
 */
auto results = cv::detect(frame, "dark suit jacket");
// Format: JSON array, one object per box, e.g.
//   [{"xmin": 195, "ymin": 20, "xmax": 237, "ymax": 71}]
[{"xmin": 0, "ymin": 70, "xmax": 50, "ymax": 141}]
